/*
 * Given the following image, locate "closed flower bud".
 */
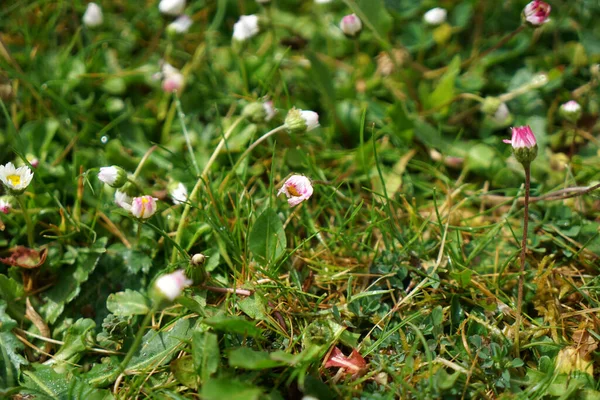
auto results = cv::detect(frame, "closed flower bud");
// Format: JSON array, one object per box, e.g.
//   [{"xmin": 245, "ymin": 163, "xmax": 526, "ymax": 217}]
[
  {"xmin": 278, "ymin": 175, "xmax": 314, "ymax": 207},
  {"xmin": 98, "ymin": 166, "xmax": 128, "ymax": 188},
  {"xmin": 243, "ymin": 101, "xmax": 275, "ymax": 124},
  {"xmin": 523, "ymin": 1, "xmax": 551, "ymax": 27},
  {"xmin": 131, "ymin": 195, "xmax": 158, "ymax": 219},
  {"xmin": 191, "ymin": 253, "xmax": 206, "ymax": 265},
  {"xmin": 340, "ymin": 14, "xmax": 362, "ymax": 37},
  {"xmin": 26, "ymin": 154, "xmax": 39, "ymax": 168},
  {"xmin": 492, "ymin": 103, "xmax": 511, "ymax": 124},
  {"xmin": 83, "ymin": 2, "xmax": 103, "ymax": 28},
  {"xmin": 161, "ymin": 63, "xmax": 184, "ymax": 93},
  {"xmin": 0, "ymin": 162, "xmax": 34, "ymax": 194},
  {"xmin": 559, "ymin": 100, "xmax": 582, "ymax": 123},
  {"xmin": 0, "ymin": 196, "xmax": 12, "ymax": 214},
  {"xmin": 503, "ymin": 125, "xmax": 538, "ymax": 166},
  {"xmin": 423, "ymin": 8, "xmax": 447, "ymax": 26},
  {"xmin": 285, "ymin": 108, "xmax": 319, "ymax": 134},
  {"xmin": 481, "ymin": 97, "xmax": 502, "ymax": 115},
  {"xmin": 154, "ymin": 270, "xmax": 192, "ymax": 301},
  {"xmin": 159, "ymin": 0, "xmax": 186, "ymax": 16},
  {"xmin": 169, "ymin": 182, "xmax": 188, "ymax": 205},
  {"xmin": 233, "ymin": 15, "xmax": 260, "ymax": 41},
  {"xmin": 167, "ymin": 15, "xmax": 192, "ymax": 35},
  {"xmin": 114, "ymin": 190, "xmax": 133, "ymax": 211},
  {"xmin": 256, "ymin": 0, "xmax": 271, "ymax": 4}
]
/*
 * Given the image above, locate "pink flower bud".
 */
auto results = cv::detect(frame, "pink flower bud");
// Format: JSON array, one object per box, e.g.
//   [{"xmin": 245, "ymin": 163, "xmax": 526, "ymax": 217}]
[
  {"xmin": 523, "ymin": 1, "xmax": 551, "ymax": 26},
  {"xmin": 503, "ymin": 126, "xmax": 537, "ymax": 149},
  {"xmin": 340, "ymin": 14, "xmax": 362, "ymax": 37},
  {"xmin": 0, "ymin": 197, "xmax": 12, "ymax": 214},
  {"xmin": 131, "ymin": 195, "xmax": 158, "ymax": 219},
  {"xmin": 277, "ymin": 175, "xmax": 313, "ymax": 207},
  {"xmin": 161, "ymin": 64, "xmax": 184, "ymax": 93},
  {"xmin": 154, "ymin": 270, "xmax": 192, "ymax": 301}
]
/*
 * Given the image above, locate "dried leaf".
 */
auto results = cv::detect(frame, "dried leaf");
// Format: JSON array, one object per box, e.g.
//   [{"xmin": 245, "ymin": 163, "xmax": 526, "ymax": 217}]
[
  {"xmin": 324, "ymin": 347, "xmax": 367, "ymax": 377},
  {"xmin": 0, "ymin": 246, "xmax": 47, "ymax": 269}
]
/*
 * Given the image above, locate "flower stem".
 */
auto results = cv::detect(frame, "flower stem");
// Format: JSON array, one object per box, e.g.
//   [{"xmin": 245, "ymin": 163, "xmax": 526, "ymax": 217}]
[
  {"xmin": 174, "ymin": 95, "xmax": 201, "ymax": 177},
  {"xmin": 515, "ymin": 163, "xmax": 530, "ymax": 355},
  {"xmin": 218, "ymin": 124, "xmax": 287, "ymax": 193},
  {"xmin": 132, "ymin": 145, "xmax": 158, "ymax": 180},
  {"xmin": 169, "ymin": 116, "xmax": 246, "ymax": 265},
  {"xmin": 113, "ymin": 304, "xmax": 158, "ymax": 379},
  {"xmin": 17, "ymin": 195, "xmax": 34, "ymax": 248}
]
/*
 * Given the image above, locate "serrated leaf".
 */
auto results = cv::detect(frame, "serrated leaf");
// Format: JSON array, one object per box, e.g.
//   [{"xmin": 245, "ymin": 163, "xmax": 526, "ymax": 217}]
[
  {"xmin": 192, "ymin": 331, "xmax": 219, "ymax": 382},
  {"xmin": 21, "ymin": 364, "xmax": 114, "ymax": 400},
  {"xmin": 0, "ymin": 300, "xmax": 28, "ymax": 388},
  {"xmin": 40, "ymin": 237, "xmax": 108, "ymax": 324},
  {"xmin": 249, "ymin": 209, "xmax": 286, "ymax": 265},
  {"xmin": 126, "ymin": 318, "xmax": 192, "ymax": 373},
  {"xmin": 106, "ymin": 290, "xmax": 150, "ymax": 316},
  {"xmin": 45, "ymin": 318, "xmax": 96, "ymax": 371}
]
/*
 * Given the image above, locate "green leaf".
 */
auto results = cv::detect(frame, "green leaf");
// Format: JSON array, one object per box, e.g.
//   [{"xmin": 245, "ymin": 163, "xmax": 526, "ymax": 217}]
[
  {"xmin": 238, "ymin": 294, "xmax": 267, "ymax": 321},
  {"xmin": 228, "ymin": 348, "xmax": 285, "ymax": 370},
  {"xmin": 106, "ymin": 289, "xmax": 150, "ymax": 316},
  {"xmin": 40, "ymin": 237, "xmax": 108, "ymax": 324},
  {"xmin": 170, "ymin": 355, "xmax": 197, "ymax": 389},
  {"xmin": 306, "ymin": 52, "xmax": 335, "ymax": 110},
  {"xmin": 425, "ymin": 56, "xmax": 461, "ymax": 113},
  {"xmin": 201, "ymin": 377, "xmax": 262, "ymax": 400},
  {"xmin": 249, "ymin": 209, "xmax": 286, "ymax": 265},
  {"xmin": 21, "ymin": 364, "xmax": 114, "ymax": 400},
  {"xmin": 203, "ymin": 314, "xmax": 263, "ymax": 338},
  {"xmin": 192, "ymin": 331, "xmax": 219, "ymax": 382},
  {"xmin": 46, "ymin": 318, "xmax": 96, "ymax": 372},
  {"xmin": 0, "ymin": 300, "xmax": 28, "ymax": 389},
  {"xmin": 126, "ymin": 318, "xmax": 192, "ymax": 373},
  {"xmin": 343, "ymin": 0, "xmax": 392, "ymax": 45}
]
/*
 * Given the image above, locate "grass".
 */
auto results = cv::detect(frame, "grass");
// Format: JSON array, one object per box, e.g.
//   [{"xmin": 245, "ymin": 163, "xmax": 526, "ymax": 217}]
[{"xmin": 2, "ymin": 0, "xmax": 600, "ymax": 399}]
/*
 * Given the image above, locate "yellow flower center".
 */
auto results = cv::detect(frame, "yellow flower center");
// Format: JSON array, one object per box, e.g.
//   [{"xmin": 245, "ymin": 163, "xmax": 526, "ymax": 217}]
[
  {"xmin": 7, "ymin": 175, "xmax": 20, "ymax": 186},
  {"xmin": 142, "ymin": 197, "xmax": 149, "ymax": 204},
  {"xmin": 287, "ymin": 186, "xmax": 300, "ymax": 196}
]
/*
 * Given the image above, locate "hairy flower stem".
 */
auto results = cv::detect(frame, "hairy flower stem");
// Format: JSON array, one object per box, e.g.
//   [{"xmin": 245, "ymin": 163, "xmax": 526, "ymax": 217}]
[
  {"xmin": 17, "ymin": 195, "xmax": 34, "ymax": 248},
  {"xmin": 515, "ymin": 164, "xmax": 531, "ymax": 355},
  {"xmin": 170, "ymin": 116, "xmax": 245, "ymax": 265},
  {"xmin": 218, "ymin": 124, "xmax": 287, "ymax": 193},
  {"xmin": 174, "ymin": 96, "xmax": 201, "ymax": 177},
  {"xmin": 113, "ymin": 304, "xmax": 158, "ymax": 379}
]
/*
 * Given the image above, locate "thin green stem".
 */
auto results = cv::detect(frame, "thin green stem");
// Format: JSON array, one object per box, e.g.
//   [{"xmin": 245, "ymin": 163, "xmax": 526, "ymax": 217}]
[
  {"xmin": 174, "ymin": 95, "xmax": 201, "ymax": 177},
  {"xmin": 218, "ymin": 124, "xmax": 287, "ymax": 193},
  {"xmin": 515, "ymin": 164, "xmax": 530, "ymax": 355},
  {"xmin": 17, "ymin": 195, "xmax": 34, "ymax": 247},
  {"xmin": 169, "ymin": 116, "xmax": 246, "ymax": 265},
  {"xmin": 133, "ymin": 145, "xmax": 158, "ymax": 180},
  {"xmin": 113, "ymin": 304, "xmax": 158, "ymax": 379}
]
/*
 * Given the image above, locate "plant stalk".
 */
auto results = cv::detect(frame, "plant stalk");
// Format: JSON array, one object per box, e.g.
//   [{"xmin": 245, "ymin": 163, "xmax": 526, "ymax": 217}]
[
  {"xmin": 515, "ymin": 164, "xmax": 530, "ymax": 354},
  {"xmin": 17, "ymin": 195, "xmax": 34, "ymax": 248}
]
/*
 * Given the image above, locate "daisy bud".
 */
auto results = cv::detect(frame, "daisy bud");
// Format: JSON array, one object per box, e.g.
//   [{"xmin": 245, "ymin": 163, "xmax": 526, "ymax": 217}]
[
  {"xmin": 277, "ymin": 175, "xmax": 313, "ymax": 207},
  {"xmin": 503, "ymin": 125, "xmax": 538, "ymax": 166},
  {"xmin": 26, "ymin": 154, "xmax": 39, "ymax": 168},
  {"xmin": 256, "ymin": 0, "xmax": 271, "ymax": 4},
  {"xmin": 191, "ymin": 253, "xmax": 206, "ymax": 265},
  {"xmin": 154, "ymin": 270, "xmax": 192, "ymax": 301},
  {"xmin": 167, "ymin": 15, "xmax": 192, "ymax": 36},
  {"xmin": 492, "ymin": 103, "xmax": 511, "ymax": 124},
  {"xmin": 423, "ymin": 7, "xmax": 447, "ymax": 26},
  {"xmin": 0, "ymin": 196, "xmax": 12, "ymax": 214},
  {"xmin": 169, "ymin": 182, "xmax": 188, "ymax": 205},
  {"xmin": 481, "ymin": 97, "xmax": 502, "ymax": 115},
  {"xmin": 161, "ymin": 63, "xmax": 184, "ymax": 93},
  {"xmin": 98, "ymin": 166, "xmax": 128, "ymax": 188},
  {"xmin": 523, "ymin": 1, "xmax": 551, "ymax": 27},
  {"xmin": 0, "ymin": 162, "xmax": 34, "ymax": 194},
  {"xmin": 559, "ymin": 101, "xmax": 582, "ymax": 124},
  {"xmin": 243, "ymin": 101, "xmax": 276, "ymax": 124},
  {"xmin": 131, "ymin": 195, "xmax": 158, "ymax": 219},
  {"xmin": 315, "ymin": 0, "xmax": 333, "ymax": 3},
  {"xmin": 159, "ymin": 0, "xmax": 186, "ymax": 16},
  {"xmin": 114, "ymin": 190, "xmax": 133, "ymax": 211},
  {"xmin": 83, "ymin": 2, "xmax": 103, "ymax": 28},
  {"xmin": 340, "ymin": 14, "xmax": 362, "ymax": 37},
  {"xmin": 233, "ymin": 15, "xmax": 260, "ymax": 42},
  {"xmin": 284, "ymin": 108, "xmax": 319, "ymax": 134}
]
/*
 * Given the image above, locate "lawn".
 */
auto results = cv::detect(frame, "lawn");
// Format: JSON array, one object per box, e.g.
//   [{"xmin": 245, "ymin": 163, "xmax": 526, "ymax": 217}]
[{"xmin": 2, "ymin": 0, "xmax": 600, "ymax": 399}]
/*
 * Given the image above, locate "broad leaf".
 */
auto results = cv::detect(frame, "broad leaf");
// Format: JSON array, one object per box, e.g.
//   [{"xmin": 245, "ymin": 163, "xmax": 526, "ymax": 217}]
[
  {"xmin": 106, "ymin": 289, "xmax": 150, "ymax": 316},
  {"xmin": 249, "ymin": 209, "xmax": 286, "ymax": 264},
  {"xmin": 0, "ymin": 300, "xmax": 28, "ymax": 389},
  {"xmin": 228, "ymin": 348, "xmax": 285, "ymax": 370},
  {"xmin": 201, "ymin": 377, "xmax": 262, "ymax": 400},
  {"xmin": 192, "ymin": 331, "xmax": 219, "ymax": 382},
  {"xmin": 203, "ymin": 314, "xmax": 263, "ymax": 338},
  {"xmin": 45, "ymin": 318, "xmax": 96, "ymax": 371}
]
